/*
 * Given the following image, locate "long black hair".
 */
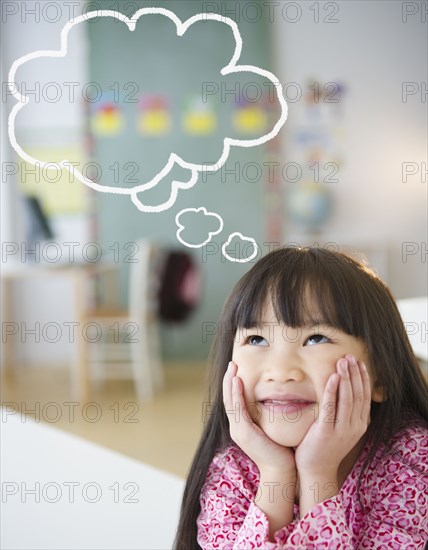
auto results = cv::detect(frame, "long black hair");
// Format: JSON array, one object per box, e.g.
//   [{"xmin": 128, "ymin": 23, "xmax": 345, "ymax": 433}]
[{"xmin": 174, "ymin": 246, "xmax": 428, "ymax": 549}]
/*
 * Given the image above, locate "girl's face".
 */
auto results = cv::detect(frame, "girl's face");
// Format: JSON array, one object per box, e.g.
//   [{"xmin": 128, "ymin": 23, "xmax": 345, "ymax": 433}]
[{"xmin": 231, "ymin": 301, "xmax": 376, "ymax": 448}]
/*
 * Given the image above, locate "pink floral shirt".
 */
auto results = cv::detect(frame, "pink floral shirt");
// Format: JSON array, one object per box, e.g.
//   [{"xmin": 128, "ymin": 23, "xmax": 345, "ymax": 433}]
[{"xmin": 197, "ymin": 425, "xmax": 428, "ymax": 549}]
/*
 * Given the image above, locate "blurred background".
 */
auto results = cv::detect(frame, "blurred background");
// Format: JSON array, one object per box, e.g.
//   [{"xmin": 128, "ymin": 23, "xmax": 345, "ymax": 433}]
[{"xmin": 1, "ymin": 0, "xmax": 427, "ymax": 485}]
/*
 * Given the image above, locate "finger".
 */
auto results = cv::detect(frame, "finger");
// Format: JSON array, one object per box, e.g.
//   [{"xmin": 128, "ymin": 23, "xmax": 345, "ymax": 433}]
[
  {"xmin": 335, "ymin": 357, "xmax": 354, "ymax": 427},
  {"xmin": 358, "ymin": 361, "xmax": 372, "ymax": 424},
  {"xmin": 232, "ymin": 375, "xmax": 246, "ymax": 416},
  {"xmin": 230, "ymin": 375, "xmax": 253, "ymax": 441},
  {"xmin": 232, "ymin": 376, "xmax": 265, "ymax": 435},
  {"xmin": 229, "ymin": 376, "xmax": 274, "ymax": 450},
  {"xmin": 346, "ymin": 355, "xmax": 365, "ymax": 425},
  {"xmin": 319, "ymin": 371, "xmax": 340, "ymax": 429},
  {"xmin": 222, "ymin": 361, "xmax": 236, "ymax": 421}
]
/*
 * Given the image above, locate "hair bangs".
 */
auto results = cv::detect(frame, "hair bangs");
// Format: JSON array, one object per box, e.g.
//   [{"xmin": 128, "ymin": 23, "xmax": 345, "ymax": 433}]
[
  {"xmin": 230, "ymin": 270, "xmax": 276, "ymax": 330},
  {"xmin": 230, "ymin": 248, "xmax": 365, "ymax": 338}
]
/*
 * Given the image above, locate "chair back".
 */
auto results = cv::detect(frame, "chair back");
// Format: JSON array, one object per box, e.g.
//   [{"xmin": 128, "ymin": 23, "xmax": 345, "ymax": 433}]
[{"xmin": 128, "ymin": 240, "xmax": 164, "ymax": 322}]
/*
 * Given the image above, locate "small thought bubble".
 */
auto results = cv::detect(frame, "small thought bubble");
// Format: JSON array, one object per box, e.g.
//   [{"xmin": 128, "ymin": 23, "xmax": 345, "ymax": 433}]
[
  {"xmin": 222, "ymin": 232, "xmax": 258, "ymax": 263},
  {"xmin": 175, "ymin": 207, "xmax": 224, "ymax": 248}
]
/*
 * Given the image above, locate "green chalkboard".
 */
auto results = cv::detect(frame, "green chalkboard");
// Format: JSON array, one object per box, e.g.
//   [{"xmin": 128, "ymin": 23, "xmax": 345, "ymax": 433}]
[{"xmin": 88, "ymin": 0, "xmax": 273, "ymax": 359}]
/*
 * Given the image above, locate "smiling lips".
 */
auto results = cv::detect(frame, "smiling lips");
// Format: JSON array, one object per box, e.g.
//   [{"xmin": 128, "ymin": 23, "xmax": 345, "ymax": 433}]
[{"xmin": 259, "ymin": 395, "xmax": 315, "ymax": 414}]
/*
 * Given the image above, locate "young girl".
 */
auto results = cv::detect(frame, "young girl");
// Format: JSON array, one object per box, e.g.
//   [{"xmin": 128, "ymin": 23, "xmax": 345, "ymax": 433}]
[{"xmin": 175, "ymin": 247, "xmax": 428, "ymax": 549}]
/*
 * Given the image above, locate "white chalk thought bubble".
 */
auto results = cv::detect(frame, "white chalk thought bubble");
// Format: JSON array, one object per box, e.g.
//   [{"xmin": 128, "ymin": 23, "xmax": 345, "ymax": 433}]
[
  {"xmin": 175, "ymin": 207, "xmax": 224, "ymax": 248},
  {"xmin": 222, "ymin": 232, "xmax": 258, "ymax": 263},
  {"xmin": 8, "ymin": 8, "xmax": 287, "ymax": 205},
  {"xmin": 8, "ymin": 7, "xmax": 287, "ymax": 261}
]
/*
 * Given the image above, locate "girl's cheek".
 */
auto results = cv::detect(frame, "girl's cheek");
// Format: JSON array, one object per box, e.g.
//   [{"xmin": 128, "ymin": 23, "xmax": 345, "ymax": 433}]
[
  {"xmin": 323, "ymin": 368, "xmax": 336, "ymax": 390},
  {"xmin": 240, "ymin": 380, "xmax": 254, "ymax": 406}
]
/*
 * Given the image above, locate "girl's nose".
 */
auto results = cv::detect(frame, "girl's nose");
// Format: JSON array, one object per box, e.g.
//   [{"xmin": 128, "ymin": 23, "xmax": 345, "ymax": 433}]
[{"xmin": 264, "ymin": 353, "xmax": 305, "ymax": 383}]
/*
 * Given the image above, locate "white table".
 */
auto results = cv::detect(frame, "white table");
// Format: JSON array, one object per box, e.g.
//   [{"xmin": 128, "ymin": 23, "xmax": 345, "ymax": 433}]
[
  {"xmin": 1, "ymin": 410, "xmax": 185, "ymax": 549},
  {"xmin": 1, "ymin": 262, "xmax": 116, "ymax": 401}
]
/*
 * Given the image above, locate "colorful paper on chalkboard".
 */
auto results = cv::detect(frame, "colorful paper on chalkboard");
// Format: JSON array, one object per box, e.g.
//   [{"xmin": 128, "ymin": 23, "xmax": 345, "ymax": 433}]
[
  {"xmin": 233, "ymin": 95, "xmax": 267, "ymax": 134},
  {"xmin": 182, "ymin": 95, "xmax": 216, "ymax": 135},
  {"xmin": 137, "ymin": 94, "xmax": 171, "ymax": 136},
  {"xmin": 90, "ymin": 94, "xmax": 124, "ymax": 136}
]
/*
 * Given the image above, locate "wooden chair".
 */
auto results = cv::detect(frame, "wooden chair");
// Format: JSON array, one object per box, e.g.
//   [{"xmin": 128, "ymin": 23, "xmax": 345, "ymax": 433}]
[{"xmin": 84, "ymin": 240, "xmax": 164, "ymax": 400}]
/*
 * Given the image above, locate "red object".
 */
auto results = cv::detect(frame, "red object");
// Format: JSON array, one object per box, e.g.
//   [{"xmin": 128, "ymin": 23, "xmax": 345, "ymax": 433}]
[{"xmin": 158, "ymin": 251, "xmax": 201, "ymax": 323}]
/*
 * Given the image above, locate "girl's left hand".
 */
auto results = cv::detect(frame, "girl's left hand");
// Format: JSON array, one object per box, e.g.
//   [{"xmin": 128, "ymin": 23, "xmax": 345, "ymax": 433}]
[{"xmin": 294, "ymin": 354, "xmax": 371, "ymax": 480}]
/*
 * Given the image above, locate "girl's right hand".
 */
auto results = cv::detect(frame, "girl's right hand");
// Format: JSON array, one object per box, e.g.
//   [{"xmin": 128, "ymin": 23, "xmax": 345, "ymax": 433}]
[{"xmin": 223, "ymin": 361, "xmax": 296, "ymax": 477}]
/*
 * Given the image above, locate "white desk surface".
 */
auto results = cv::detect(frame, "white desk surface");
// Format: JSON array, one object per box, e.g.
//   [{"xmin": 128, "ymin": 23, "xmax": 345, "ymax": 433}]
[
  {"xmin": 1, "ymin": 411, "xmax": 185, "ymax": 550},
  {"xmin": 396, "ymin": 297, "xmax": 428, "ymax": 362}
]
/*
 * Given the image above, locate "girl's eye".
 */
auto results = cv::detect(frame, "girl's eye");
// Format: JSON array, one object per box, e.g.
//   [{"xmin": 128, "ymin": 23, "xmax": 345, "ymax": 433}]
[
  {"xmin": 304, "ymin": 334, "xmax": 330, "ymax": 346},
  {"xmin": 246, "ymin": 335, "xmax": 269, "ymax": 346}
]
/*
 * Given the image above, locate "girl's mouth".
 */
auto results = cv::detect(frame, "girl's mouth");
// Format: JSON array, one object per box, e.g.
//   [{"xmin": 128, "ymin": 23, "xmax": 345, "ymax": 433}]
[{"xmin": 259, "ymin": 400, "xmax": 315, "ymax": 414}]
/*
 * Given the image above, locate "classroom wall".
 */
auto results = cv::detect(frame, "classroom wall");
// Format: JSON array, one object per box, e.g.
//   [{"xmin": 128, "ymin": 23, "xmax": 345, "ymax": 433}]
[
  {"xmin": 1, "ymin": 1, "xmax": 90, "ymax": 366},
  {"xmin": 2, "ymin": 1, "xmax": 426, "ymax": 367},
  {"xmin": 273, "ymin": 0, "xmax": 427, "ymax": 297},
  {"xmin": 2, "ymin": 0, "xmax": 272, "ymax": 364}
]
